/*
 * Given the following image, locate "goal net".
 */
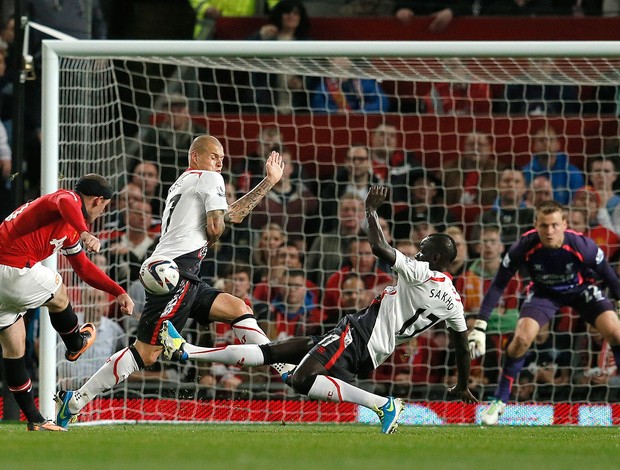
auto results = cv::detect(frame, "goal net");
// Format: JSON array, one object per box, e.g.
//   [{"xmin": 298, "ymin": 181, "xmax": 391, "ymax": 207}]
[{"xmin": 41, "ymin": 40, "xmax": 620, "ymax": 426}]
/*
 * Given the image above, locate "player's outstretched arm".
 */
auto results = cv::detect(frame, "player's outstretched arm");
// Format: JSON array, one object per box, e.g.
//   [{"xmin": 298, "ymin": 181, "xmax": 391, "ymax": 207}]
[
  {"xmin": 365, "ymin": 185, "xmax": 396, "ymax": 266},
  {"xmin": 447, "ymin": 329, "xmax": 478, "ymax": 404},
  {"xmin": 68, "ymin": 251, "xmax": 133, "ymax": 314},
  {"xmin": 226, "ymin": 151, "xmax": 284, "ymax": 224}
]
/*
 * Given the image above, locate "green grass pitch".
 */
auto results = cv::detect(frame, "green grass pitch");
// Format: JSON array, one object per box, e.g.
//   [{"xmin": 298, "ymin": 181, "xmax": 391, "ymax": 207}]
[{"xmin": 1, "ymin": 423, "xmax": 619, "ymax": 470}]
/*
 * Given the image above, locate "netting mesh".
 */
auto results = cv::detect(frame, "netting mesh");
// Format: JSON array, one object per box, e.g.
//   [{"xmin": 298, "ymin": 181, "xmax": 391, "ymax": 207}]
[{"xmin": 50, "ymin": 46, "xmax": 620, "ymax": 425}]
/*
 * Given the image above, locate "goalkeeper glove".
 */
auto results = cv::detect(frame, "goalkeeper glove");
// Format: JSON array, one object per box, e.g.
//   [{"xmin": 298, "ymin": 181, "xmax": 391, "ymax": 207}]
[{"xmin": 467, "ymin": 319, "xmax": 487, "ymax": 359}]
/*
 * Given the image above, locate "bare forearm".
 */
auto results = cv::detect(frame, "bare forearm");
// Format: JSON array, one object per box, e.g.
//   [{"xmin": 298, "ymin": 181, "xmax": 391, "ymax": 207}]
[
  {"xmin": 206, "ymin": 211, "xmax": 226, "ymax": 245},
  {"xmin": 226, "ymin": 177, "xmax": 274, "ymax": 223},
  {"xmin": 452, "ymin": 330, "xmax": 472, "ymax": 389},
  {"xmin": 366, "ymin": 210, "xmax": 395, "ymax": 265}
]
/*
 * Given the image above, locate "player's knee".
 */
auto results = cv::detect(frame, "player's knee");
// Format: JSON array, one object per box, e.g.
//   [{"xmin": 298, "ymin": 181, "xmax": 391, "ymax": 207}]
[
  {"xmin": 508, "ymin": 334, "xmax": 532, "ymax": 357},
  {"xmin": 44, "ymin": 284, "xmax": 69, "ymax": 312},
  {"xmin": 218, "ymin": 295, "xmax": 253, "ymax": 323},
  {"xmin": 290, "ymin": 369, "xmax": 317, "ymax": 396},
  {"xmin": 130, "ymin": 343, "xmax": 156, "ymax": 368}
]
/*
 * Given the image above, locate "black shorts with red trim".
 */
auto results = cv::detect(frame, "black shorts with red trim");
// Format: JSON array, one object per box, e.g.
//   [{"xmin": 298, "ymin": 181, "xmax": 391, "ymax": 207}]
[
  {"xmin": 137, "ymin": 277, "xmax": 221, "ymax": 345},
  {"xmin": 308, "ymin": 310, "xmax": 375, "ymax": 383}
]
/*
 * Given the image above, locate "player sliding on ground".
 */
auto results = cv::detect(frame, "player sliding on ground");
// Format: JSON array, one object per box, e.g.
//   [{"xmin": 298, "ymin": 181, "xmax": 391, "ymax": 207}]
[{"xmin": 160, "ymin": 185, "xmax": 477, "ymax": 434}]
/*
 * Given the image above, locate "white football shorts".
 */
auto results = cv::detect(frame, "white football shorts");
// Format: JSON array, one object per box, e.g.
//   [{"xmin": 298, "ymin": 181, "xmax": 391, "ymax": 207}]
[{"xmin": 0, "ymin": 262, "xmax": 63, "ymax": 330}]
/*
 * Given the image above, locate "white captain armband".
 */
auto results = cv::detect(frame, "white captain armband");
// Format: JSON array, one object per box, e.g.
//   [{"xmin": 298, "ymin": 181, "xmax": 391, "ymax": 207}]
[{"xmin": 60, "ymin": 242, "xmax": 82, "ymax": 256}]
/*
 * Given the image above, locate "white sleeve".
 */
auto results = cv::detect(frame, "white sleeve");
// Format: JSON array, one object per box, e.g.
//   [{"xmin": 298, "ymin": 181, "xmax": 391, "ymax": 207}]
[
  {"xmin": 198, "ymin": 171, "xmax": 229, "ymax": 214},
  {"xmin": 445, "ymin": 306, "xmax": 467, "ymax": 333},
  {"xmin": 391, "ymin": 248, "xmax": 429, "ymax": 285}
]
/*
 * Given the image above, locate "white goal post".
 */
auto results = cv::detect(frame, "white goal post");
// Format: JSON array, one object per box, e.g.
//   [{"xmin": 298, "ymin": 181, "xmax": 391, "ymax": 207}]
[{"xmin": 40, "ymin": 40, "xmax": 620, "ymax": 424}]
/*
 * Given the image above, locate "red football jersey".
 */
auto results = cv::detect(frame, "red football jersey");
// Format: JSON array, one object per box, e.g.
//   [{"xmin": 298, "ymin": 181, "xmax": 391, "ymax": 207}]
[{"xmin": 0, "ymin": 190, "xmax": 89, "ymax": 268}]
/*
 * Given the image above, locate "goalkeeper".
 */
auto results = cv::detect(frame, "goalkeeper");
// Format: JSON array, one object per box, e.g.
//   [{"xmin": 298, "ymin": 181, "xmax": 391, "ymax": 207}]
[
  {"xmin": 470, "ymin": 200, "xmax": 620, "ymax": 425},
  {"xmin": 159, "ymin": 186, "xmax": 477, "ymax": 434}
]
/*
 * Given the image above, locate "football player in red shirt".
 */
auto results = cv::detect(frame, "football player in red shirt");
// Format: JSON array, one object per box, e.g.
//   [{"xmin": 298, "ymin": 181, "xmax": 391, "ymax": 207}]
[{"xmin": 0, "ymin": 173, "xmax": 134, "ymax": 431}]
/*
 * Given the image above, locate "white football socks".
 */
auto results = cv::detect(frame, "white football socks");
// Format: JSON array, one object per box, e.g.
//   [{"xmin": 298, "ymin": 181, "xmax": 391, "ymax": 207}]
[
  {"xmin": 69, "ymin": 347, "xmax": 140, "ymax": 414},
  {"xmin": 230, "ymin": 316, "xmax": 296, "ymax": 377},
  {"xmin": 307, "ymin": 375, "xmax": 389, "ymax": 410},
  {"xmin": 184, "ymin": 343, "xmax": 265, "ymax": 366}
]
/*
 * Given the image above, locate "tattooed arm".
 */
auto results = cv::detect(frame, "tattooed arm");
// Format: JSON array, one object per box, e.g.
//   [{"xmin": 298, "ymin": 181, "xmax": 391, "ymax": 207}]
[{"xmin": 225, "ymin": 151, "xmax": 284, "ymax": 224}]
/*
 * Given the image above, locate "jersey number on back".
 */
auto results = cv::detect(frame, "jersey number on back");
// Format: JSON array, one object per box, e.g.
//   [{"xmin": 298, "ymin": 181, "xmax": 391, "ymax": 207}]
[
  {"xmin": 162, "ymin": 194, "xmax": 182, "ymax": 235},
  {"xmin": 397, "ymin": 308, "xmax": 440, "ymax": 340}
]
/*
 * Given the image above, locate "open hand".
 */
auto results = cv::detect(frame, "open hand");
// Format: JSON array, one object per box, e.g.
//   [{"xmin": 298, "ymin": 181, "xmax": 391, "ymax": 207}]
[
  {"xmin": 365, "ymin": 185, "xmax": 389, "ymax": 213},
  {"xmin": 265, "ymin": 151, "xmax": 284, "ymax": 185},
  {"xmin": 447, "ymin": 384, "xmax": 478, "ymax": 404}
]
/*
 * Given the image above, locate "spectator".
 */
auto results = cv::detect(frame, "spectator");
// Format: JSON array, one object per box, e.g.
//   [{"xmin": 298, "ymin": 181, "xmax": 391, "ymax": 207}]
[
  {"xmin": 443, "ymin": 131, "xmax": 497, "ymax": 208},
  {"xmin": 522, "ymin": 125, "xmax": 585, "ymax": 205},
  {"xmin": 458, "ymin": 226, "xmax": 521, "ymax": 385},
  {"xmin": 136, "ymin": 93, "xmax": 207, "ymax": 198},
  {"xmin": 196, "ymin": 265, "xmax": 259, "ymax": 394},
  {"xmin": 504, "ymin": 59, "xmax": 580, "ymax": 116},
  {"xmin": 188, "ymin": 0, "xmax": 280, "ymax": 39},
  {"xmin": 339, "ymin": 0, "xmax": 395, "ymax": 15},
  {"xmin": 249, "ymin": 145, "xmax": 318, "ymax": 240},
  {"xmin": 373, "ymin": 329, "xmax": 450, "ymax": 399},
  {"xmin": 520, "ymin": 322, "xmax": 572, "ymax": 402},
  {"xmin": 525, "ymin": 175, "xmax": 554, "ymax": 209},
  {"xmin": 411, "ymin": 221, "xmax": 438, "ymax": 247},
  {"xmin": 568, "ymin": 204, "xmax": 619, "ymax": 260},
  {"xmin": 232, "ymin": 126, "xmax": 282, "ymax": 195},
  {"xmin": 310, "ymin": 57, "xmax": 390, "ymax": 114},
  {"xmin": 251, "ymin": 222, "xmax": 287, "ymax": 282},
  {"xmin": 56, "ymin": 287, "xmax": 126, "ymax": 390},
  {"xmin": 103, "ymin": 199, "xmax": 157, "ymax": 290},
  {"xmin": 128, "ymin": 161, "xmax": 162, "ymax": 222},
  {"xmin": 423, "ymin": 62, "xmax": 491, "ymax": 115},
  {"xmin": 392, "ymin": 172, "xmax": 455, "ymax": 241},
  {"xmin": 307, "ymin": 193, "xmax": 365, "ymax": 286},
  {"xmin": 368, "ymin": 122, "xmax": 423, "ymax": 211},
  {"xmin": 572, "ymin": 324, "xmax": 620, "ymax": 402},
  {"xmin": 23, "ymin": 0, "xmax": 108, "ymax": 198},
  {"xmin": 254, "ymin": 242, "xmax": 319, "ymax": 306},
  {"xmin": 247, "ymin": 0, "xmax": 312, "ymax": 114},
  {"xmin": 268, "ymin": 269, "xmax": 323, "ymax": 340},
  {"xmin": 394, "ymin": 239, "xmax": 418, "ymax": 259},
  {"xmin": 571, "ymin": 185, "xmax": 617, "ymax": 234},
  {"xmin": 394, "ymin": 1, "xmax": 472, "ymax": 32},
  {"xmin": 199, "ymin": 181, "xmax": 252, "ymax": 283},
  {"xmin": 322, "ymin": 272, "xmax": 369, "ymax": 331},
  {"xmin": 588, "ymin": 156, "xmax": 620, "ymax": 217},
  {"xmin": 322, "ymin": 237, "xmax": 393, "ymax": 312},
  {"xmin": 480, "ymin": 168, "xmax": 535, "ymax": 250},
  {"xmin": 104, "ymin": 182, "xmax": 145, "ymax": 232},
  {"xmin": 319, "ymin": 143, "xmax": 381, "ymax": 233},
  {"xmin": 444, "ymin": 225, "xmax": 469, "ymax": 283}
]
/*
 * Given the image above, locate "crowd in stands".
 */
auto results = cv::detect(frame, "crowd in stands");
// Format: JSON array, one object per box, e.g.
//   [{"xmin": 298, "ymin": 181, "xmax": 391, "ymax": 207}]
[{"xmin": 2, "ymin": 0, "xmax": 620, "ymax": 403}]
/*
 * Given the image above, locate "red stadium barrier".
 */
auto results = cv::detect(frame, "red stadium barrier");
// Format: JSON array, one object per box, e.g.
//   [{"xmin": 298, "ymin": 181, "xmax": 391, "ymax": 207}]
[{"xmin": 6, "ymin": 398, "xmax": 620, "ymax": 426}]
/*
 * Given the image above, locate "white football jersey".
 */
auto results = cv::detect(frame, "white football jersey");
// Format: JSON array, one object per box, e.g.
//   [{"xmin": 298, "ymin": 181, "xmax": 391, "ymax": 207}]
[
  {"xmin": 366, "ymin": 249, "xmax": 466, "ymax": 368},
  {"xmin": 152, "ymin": 170, "xmax": 228, "ymax": 261}
]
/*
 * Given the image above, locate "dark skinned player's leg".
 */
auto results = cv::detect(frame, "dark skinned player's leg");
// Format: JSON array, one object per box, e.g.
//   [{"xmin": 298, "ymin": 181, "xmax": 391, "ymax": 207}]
[
  {"xmin": 288, "ymin": 354, "xmax": 329, "ymax": 395},
  {"xmin": 260, "ymin": 336, "xmax": 317, "ymax": 367}
]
